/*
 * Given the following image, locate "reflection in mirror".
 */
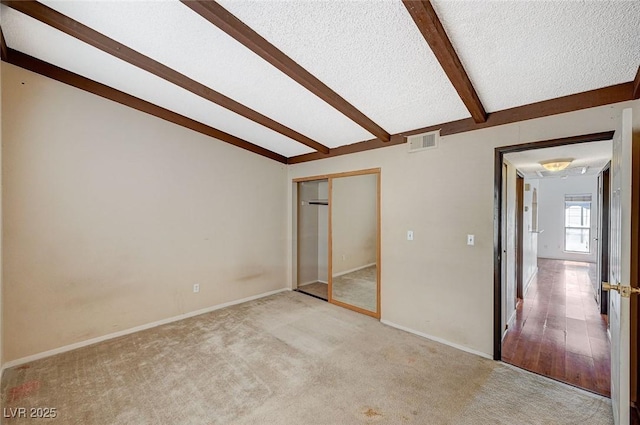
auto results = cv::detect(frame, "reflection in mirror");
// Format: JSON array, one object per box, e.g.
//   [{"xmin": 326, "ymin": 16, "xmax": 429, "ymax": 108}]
[{"xmin": 331, "ymin": 173, "xmax": 378, "ymax": 314}]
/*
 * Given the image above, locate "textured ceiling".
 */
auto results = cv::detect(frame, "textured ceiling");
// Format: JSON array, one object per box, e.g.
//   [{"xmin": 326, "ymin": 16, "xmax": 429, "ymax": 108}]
[
  {"xmin": 432, "ymin": 0, "xmax": 640, "ymax": 112},
  {"xmin": 217, "ymin": 0, "xmax": 470, "ymax": 133},
  {"xmin": 505, "ymin": 140, "xmax": 613, "ymax": 179},
  {"xmin": 1, "ymin": 1, "xmax": 638, "ymax": 160},
  {"xmin": 1, "ymin": 6, "xmax": 316, "ymax": 157}
]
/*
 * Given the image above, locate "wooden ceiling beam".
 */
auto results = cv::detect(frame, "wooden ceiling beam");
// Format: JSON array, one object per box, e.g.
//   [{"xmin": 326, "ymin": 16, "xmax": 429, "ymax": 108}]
[
  {"xmin": 5, "ymin": 48, "xmax": 287, "ymax": 163},
  {"xmin": 288, "ymin": 81, "xmax": 634, "ymax": 164},
  {"xmin": 402, "ymin": 0, "xmax": 487, "ymax": 123},
  {"xmin": 2, "ymin": 0, "xmax": 330, "ymax": 154},
  {"xmin": 0, "ymin": 26, "xmax": 7, "ymax": 61},
  {"xmin": 633, "ymin": 65, "xmax": 640, "ymax": 100},
  {"xmin": 181, "ymin": 1, "xmax": 391, "ymax": 143}
]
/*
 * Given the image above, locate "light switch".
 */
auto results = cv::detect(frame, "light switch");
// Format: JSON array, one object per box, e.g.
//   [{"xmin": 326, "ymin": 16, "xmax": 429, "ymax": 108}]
[
  {"xmin": 407, "ymin": 230, "xmax": 414, "ymax": 241},
  {"xmin": 467, "ymin": 235, "xmax": 475, "ymax": 246}
]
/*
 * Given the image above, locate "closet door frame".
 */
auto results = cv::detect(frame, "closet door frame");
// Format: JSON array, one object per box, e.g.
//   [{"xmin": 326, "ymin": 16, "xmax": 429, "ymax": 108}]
[{"xmin": 294, "ymin": 168, "xmax": 381, "ymax": 319}]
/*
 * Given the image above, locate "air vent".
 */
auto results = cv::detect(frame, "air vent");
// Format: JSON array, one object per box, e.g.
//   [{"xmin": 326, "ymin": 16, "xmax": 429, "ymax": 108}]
[{"xmin": 407, "ymin": 130, "xmax": 439, "ymax": 153}]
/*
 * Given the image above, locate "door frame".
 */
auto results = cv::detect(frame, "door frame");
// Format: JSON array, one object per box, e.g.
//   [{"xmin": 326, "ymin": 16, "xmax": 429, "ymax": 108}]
[
  {"xmin": 293, "ymin": 168, "xmax": 382, "ymax": 319},
  {"xmin": 294, "ymin": 178, "xmax": 329, "ymax": 298},
  {"xmin": 597, "ymin": 163, "xmax": 611, "ymax": 315},
  {"xmin": 493, "ymin": 131, "xmax": 614, "ymax": 359},
  {"xmin": 631, "ymin": 135, "xmax": 639, "ymax": 419},
  {"xmin": 516, "ymin": 172, "xmax": 525, "ymax": 300}
]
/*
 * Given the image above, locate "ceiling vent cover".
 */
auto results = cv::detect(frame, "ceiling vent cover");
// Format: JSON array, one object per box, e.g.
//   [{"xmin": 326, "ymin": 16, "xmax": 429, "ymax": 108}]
[{"xmin": 407, "ymin": 130, "xmax": 439, "ymax": 153}]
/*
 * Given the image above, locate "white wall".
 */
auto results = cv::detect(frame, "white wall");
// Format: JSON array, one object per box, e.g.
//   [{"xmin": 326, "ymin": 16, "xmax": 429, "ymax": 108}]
[
  {"xmin": 2, "ymin": 63, "xmax": 288, "ymax": 362},
  {"xmin": 331, "ymin": 173, "xmax": 377, "ymax": 276},
  {"xmin": 522, "ymin": 179, "xmax": 539, "ymax": 293},
  {"xmin": 289, "ymin": 99, "xmax": 640, "ymax": 357},
  {"xmin": 537, "ymin": 175, "xmax": 599, "ymax": 263}
]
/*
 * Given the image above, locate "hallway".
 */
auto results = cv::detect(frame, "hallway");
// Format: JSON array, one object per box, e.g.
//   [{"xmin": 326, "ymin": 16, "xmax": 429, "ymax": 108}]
[{"xmin": 502, "ymin": 258, "xmax": 610, "ymax": 396}]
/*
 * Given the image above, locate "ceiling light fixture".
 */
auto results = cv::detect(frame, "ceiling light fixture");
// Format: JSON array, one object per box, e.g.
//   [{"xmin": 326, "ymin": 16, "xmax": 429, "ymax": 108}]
[{"xmin": 540, "ymin": 159, "xmax": 573, "ymax": 172}]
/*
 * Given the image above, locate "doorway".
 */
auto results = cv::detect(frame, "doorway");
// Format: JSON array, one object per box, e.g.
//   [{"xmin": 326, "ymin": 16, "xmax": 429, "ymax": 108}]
[
  {"xmin": 294, "ymin": 168, "xmax": 381, "ymax": 318},
  {"xmin": 494, "ymin": 132, "xmax": 615, "ymax": 396},
  {"xmin": 295, "ymin": 179, "xmax": 329, "ymax": 301}
]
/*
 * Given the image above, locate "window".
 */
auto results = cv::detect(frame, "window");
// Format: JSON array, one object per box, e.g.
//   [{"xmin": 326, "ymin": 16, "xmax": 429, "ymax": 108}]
[{"xmin": 564, "ymin": 194, "xmax": 591, "ymax": 253}]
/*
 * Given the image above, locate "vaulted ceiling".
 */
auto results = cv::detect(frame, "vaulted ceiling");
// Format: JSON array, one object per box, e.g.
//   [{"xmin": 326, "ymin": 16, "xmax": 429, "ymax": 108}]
[{"xmin": 1, "ymin": 1, "xmax": 639, "ymax": 164}]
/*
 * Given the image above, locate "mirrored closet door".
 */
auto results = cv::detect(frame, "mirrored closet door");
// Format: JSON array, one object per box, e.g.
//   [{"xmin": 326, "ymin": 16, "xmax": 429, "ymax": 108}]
[
  {"xmin": 329, "ymin": 171, "xmax": 380, "ymax": 317},
  {"xmin": 295, "ymin": 169, "xmax": 380, "ymax": 318}
]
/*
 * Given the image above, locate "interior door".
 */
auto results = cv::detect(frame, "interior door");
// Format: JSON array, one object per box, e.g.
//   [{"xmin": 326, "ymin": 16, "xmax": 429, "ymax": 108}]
[{"xmin": 609, "ymin": 108, "xmax": 633, "ymax": 425}]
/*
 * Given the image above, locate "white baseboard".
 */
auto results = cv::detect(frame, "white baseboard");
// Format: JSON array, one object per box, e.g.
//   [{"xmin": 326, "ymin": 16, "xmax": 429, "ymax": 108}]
[
  {"xmin": 1, "ymin": 288, "xmax": 290, "ymax": 372},
  {"xmin": 298, "ymin": 280, "xmax": 328, "ymax": 287},
  {"xmin": 332, "ymin": 262, "xmax": 376, "ymax": 278},
  {"xmin": 507, "ymin": 309, "xmax": 517, "ymax": 329},
  {"xmin": 523, "ymin": 267, "xmax": 538, "ymax": 297},
  {"xmin": 380, "ymin": 319, "xmax": 493, "ymax": 360}
]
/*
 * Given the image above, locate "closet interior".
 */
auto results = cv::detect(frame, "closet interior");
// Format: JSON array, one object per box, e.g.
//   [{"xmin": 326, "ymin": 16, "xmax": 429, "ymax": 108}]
[{"xmin": 296, "ymin": 179, "xmax": 329, "ymax": 300}]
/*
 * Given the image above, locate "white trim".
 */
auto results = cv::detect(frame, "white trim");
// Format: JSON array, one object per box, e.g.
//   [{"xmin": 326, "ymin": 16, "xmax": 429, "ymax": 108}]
[
  {"xmin": 298, "ymin": 280, "xmax": 328, "ymax": 288},
  {"xmin": 380, "ymin": 319, "xmax": 493, "ymax": 360},
  {"xmin": 1, "ymin": 288, "xmax": 290, "ymax": 371},
  {"xmin": 332, "ymin": 262, "xmax": 376, "ymax": 278},
  {"xmin": 506, "ymin": 309, "xmax": 517, "ymax": 332},
  {"xmin": 523, "ymin": 266, "xmax": 538, "ymax": 297}
]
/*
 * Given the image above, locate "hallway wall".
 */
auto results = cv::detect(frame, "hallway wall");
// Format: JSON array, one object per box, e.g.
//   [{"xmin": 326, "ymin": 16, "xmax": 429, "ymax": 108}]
[
  {"xmin": 523, "ymin": 179, "xmax": 540, "ymax": 294},
  {"xmin": 537, "ymin": 175, "xmax": 599, "ymax": 263}
]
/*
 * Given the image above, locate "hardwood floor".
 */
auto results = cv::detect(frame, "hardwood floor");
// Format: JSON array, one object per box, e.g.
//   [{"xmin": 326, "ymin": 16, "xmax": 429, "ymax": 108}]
[{"xmin": 502, "ymin": 258, "xmax": 611, "ymax": 397}]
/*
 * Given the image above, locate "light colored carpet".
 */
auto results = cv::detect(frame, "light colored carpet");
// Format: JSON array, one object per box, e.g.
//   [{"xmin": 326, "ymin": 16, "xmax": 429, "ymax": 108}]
[
  {"xmin": 297, "ymin": 281, "xmax": 328, "ymax": 300},
  {"xmin": 1, "ymin": 292, "xmax": 612, "ymax": 424},
  {"xmin": 332, "ymin": 265, "xmax": 377, "ymax": 312}
]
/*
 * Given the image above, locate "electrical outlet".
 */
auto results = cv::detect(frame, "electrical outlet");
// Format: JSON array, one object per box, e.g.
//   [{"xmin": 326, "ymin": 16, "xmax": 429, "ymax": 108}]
[
  {"xmin": 193, "ymin": 284, "xmax": 200, "ymax": 293},
  {"xmin": 467, "ymin": 234, "xmax": 475, "ymax": 246},
  {"xmin": 407, "ymin": 230, "xmax": 414, "ymax": 241}
]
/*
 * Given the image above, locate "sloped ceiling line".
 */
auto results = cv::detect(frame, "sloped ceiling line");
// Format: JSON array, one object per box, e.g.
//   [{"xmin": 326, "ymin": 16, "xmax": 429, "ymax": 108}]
[
  {"xmin": 402, "ymin": 0, "xmax": 487, "ymax": 124},
  {"xmin": 1, "ymin": 0, "xmax": 330, "ymax": 155},
  {"xmin": 180, "ymin": 0, "xmax": 392, "ymax": 144},
  {"xmin": 3, "ymin": 47, "xmax": 287, "ymax": 163}
]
